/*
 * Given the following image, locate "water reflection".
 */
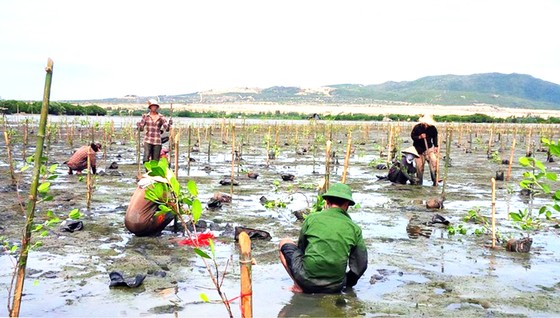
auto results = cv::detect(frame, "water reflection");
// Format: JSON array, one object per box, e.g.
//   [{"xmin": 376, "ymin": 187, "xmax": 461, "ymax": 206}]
[{"xmin": 277, "ymin": 290, "xmax": 364, "ymax": 317}]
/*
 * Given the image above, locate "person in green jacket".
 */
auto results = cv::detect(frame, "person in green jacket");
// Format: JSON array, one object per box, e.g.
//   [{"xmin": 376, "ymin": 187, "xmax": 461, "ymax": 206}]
[{"xmin": 279, "ymin": 183, "xmax": 368, "ymax": 293}]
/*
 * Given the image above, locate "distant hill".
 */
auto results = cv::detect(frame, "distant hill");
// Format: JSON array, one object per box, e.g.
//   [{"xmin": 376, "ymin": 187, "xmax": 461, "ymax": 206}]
[{"xmin": 71, "ymin": 73, "xmax": 560, "ymax": 110}]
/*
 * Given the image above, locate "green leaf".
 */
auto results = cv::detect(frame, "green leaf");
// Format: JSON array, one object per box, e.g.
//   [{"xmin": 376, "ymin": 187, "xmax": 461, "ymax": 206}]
[
  {"xmin": 545, "ymin": 172, "xmax": 558, "ymax": 181},
  {"xmin": 38, "ymin": 182, "xmax": 50, "ymax": 194},
  {"xmin": 554, "ymin": 190, "xmax": 560, "ymax": 201},
  {"xmin": 25, "ymin": 155, "xmax": 34, "ymax": 164},
  {"xmin": 68, "ymin": 208, "xmax": 82, "ymax": 220},
  {"xmin": 10, "ymin": 245, "xmax": 17, "ymax": 253},
  {"xmin": 541, "ymin": 183, "xmax": 551, "ymax": 194},
  {"xmin": 187, "ymin": 180, "xmax": 198, "ymax": 197},
  {"xmin": 42, "ymin": 195, "xmax": 54, "ymax": 202},
  {"xmin": 158, "ymin": 158, "xmax": 169, "ymax": 173},
  {"xmin": 518, "ymin": 157, "xmax": 531, "ymax": 166},
  {"xmin": 509, "ymin": 212, "xmax": 522, "ymax": 221},
  {"xmin": 200, "ymin": 293, "xmax": 210, "ymax": 302},
  {"xmin": 534, "ymin": 160, "xmax": 546, "ymax": 172},
  {"xmin": 48, "ymin": 164, "xmax": 58, "ymax": 173},
  {"xmin": 194, "ymin": 248, "xmax": 211, "ymax": 259},
  {"xmin": 47, "ymin": 175, "xmax": 58, "ymax": 180},
  {"xmin": 553, "ymin": 203, "xmax": 560, "ymax": 212},
  {"xmin": 170, "ymin": 177, "xmax": 181, "ymax": 197},
  {"xmin": 192, "ymin": 199, "xmax": 202, "ymax": 222},
  {"xmin": 158, "ymin": 204, "xmax": 171, "ymax": 212},
  {"xmin": 182, "ymin": 197, "xmax": 193, "ymax": 205},
  {"xmin": 20, "ymin": 164, "xmax": 30, "ymax": 172},
  {"xmin": 148, "ymin": 166, "xmax": 165, "ymax": 177}
]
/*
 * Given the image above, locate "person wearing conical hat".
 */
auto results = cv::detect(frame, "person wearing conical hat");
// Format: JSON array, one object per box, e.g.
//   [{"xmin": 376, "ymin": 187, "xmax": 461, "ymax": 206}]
[
  {"xmin": 137, "ymin": 99, "xmax": 172, "ymax": 164},
  {"xmin": 411, "ymin": 114, "xmax": 439, "ymax": 186},
  {"xmin": 279, "ymin": 183, "xmax": 368, "ymax": 293},
  {"xmin": 387, "ymin": 146, "xmax": 420, "ymax": 184}
]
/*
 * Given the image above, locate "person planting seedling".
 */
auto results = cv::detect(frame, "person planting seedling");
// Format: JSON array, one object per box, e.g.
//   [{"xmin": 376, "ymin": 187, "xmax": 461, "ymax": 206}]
[{"xmin": 278, "ymin": 183, "xmax": 368, "ymax": 293}]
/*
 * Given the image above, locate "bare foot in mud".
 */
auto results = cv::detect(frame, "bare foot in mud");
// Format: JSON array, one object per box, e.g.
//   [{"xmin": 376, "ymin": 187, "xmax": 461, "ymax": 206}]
[{"xmin": 289, "ymin": 285, "xmax": 303, "ymax": 293}]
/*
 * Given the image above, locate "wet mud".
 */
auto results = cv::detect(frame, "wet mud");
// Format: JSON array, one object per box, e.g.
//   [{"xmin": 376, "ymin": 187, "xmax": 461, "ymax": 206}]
[{"xmin": 1, "ymin": 116, "xmax": 560, "ymax": 317}]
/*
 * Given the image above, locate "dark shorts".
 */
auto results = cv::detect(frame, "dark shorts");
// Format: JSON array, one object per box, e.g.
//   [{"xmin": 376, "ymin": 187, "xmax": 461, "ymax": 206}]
[{"xmin": 281, "ymin": 243, "xmax": 344, "ymax": 294}]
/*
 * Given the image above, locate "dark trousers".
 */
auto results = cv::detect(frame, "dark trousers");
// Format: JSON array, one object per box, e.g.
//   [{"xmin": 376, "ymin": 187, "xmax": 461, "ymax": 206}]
[{"xmin": 143, "ymin": 143, "xmax": 162, "ymax": 163}]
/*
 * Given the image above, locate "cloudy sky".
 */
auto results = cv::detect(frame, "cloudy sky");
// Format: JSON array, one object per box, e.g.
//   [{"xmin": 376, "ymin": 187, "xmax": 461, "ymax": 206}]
[{"xmin": 1, "ymin": 0, "xmax": 559, "ymax": 101}]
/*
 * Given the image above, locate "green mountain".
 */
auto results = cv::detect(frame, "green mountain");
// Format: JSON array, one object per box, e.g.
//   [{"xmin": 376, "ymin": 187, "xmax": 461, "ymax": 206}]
[{"xmin": 75, "ymin": 73, "xmax": 560, "ymax": 110}]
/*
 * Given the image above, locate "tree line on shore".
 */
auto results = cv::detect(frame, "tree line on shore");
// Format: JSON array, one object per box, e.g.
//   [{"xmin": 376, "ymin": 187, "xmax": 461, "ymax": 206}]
[{"xmin": 2, "ymin": 100, "xmax": 560, "ymax": 124}]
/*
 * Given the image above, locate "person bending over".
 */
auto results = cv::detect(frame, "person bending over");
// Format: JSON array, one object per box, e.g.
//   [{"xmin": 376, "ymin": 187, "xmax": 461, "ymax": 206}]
[
  {"xmin": 65, "ymin": 142, "xmax": 102, "ymax": 175},
  {"xmin": 279, "ymin": 183, "xmax": 368, "ymax": 293}
]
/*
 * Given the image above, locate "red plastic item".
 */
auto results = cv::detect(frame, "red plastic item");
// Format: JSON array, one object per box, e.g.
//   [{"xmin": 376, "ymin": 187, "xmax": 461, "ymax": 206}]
[{"xmin": 177, "ymin": 231, "xmax": 215, "ymax": 246}]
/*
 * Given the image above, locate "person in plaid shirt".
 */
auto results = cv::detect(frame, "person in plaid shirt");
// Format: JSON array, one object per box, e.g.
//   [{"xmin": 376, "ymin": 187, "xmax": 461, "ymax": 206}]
[
  {"xmin": 137, "ymin": 99, "xmax": 172, "ymax": 164},
  {"xmin": 65, "ymin": 142, "xmax": 102, "ymax": 175}
]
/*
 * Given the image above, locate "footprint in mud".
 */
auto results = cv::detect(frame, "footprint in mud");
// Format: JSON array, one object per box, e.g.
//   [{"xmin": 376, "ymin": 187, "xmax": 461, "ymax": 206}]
[{"xmin": 369, "ymin": 269, "xmax": 404, "ymax": 284}]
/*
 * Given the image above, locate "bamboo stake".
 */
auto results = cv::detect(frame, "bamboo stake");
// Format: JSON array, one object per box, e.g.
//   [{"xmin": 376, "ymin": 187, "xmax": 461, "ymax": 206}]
[
  {"xmin": 10, "ymin": 58, "xmax": 53, "ymax": 317},
  {"xmin": 341, "ymin": 132, "xmax": 352, "ymax": 184},
  {"xmin": 187, "ymin": 125, "xmax": 192, "ymax": 176},
  {"xmin": 325, "ymin": 140, "xmax": 332, "ymax": 190},
  {"xmin": 491, "ymin": 177, "xmax": 497, "ymax": 248},
  {"xmin": 441, "ymin": 128, "xmax": 452, "ymax": 198},
  {"xmin": 386, "ymin": 125, "xmax": 393, "ymax": 164},
  {"xmin": 22, "ymin": 120, "xmax": 28, "ymax": 161},
  {"xmin": 505, "ymin": 133, "xmax": 517, "ymax": 182},
  {"xmin": 86, "ymin": 147, "xmax": 92, "ymax": 210},
  {"xmin": 239, "ymin": 232, "xmax": 253, "ymax": 318},
  {"xmin": 136, "ymin": 128, "xmax": 142, "ymax": 178},
  {"xmin": 207, "ymin": 126, "xmax": 212, "ymax": 163},
  {"xmin": 230, "ymin": 125, "xmax": 235, "ymax": 197},
  {"xmin": 4, "ymin": 131, "xmax": 17, "ymax": 186},
  {"xmin": 266, "ymin": 126, "xmax": 271, "ymax": 166},
  {"xmin": 173, "ymin": 130, "xmax": 180, "ymax": 233}
]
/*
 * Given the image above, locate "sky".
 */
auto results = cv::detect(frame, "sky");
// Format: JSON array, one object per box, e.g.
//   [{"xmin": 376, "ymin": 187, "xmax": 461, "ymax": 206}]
[{"xmin": 1, "ymin": 0, "xmax": 559, "ymax": 101}]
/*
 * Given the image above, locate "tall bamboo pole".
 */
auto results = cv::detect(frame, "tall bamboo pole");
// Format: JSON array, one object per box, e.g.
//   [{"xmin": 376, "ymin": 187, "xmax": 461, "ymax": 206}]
[
  {"xmin": 239, "ymin": 232, "xmax": 253, "ymax": 318},
  {"xmin": 341, "ymin": 132, "xmax": 352, "ymax": 184},
  {"xmin": 10, "ymin": 58, "xmax": 53, "ymax": 317},
  {"xmin": 86, "ymin": 147, "xmax": 93, "ymax": 210}
]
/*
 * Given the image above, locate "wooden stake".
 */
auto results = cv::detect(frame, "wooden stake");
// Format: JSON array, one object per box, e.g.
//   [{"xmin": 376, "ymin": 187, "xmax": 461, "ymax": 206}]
[
  {"xmin": 4, "ymin": 131, "xmax": 17, "ymax": 186},
  {"xmin": 506, "ymin": 133, "xmax": 517, "ymax": 182},
  {"xmin": 230, "ymin": 125, "xmax": 235, "ymax": 197},
  {"xmin": 239, "ymin": 232, "xmax": 253, "ymax": 318},
  {"xmin": 341, "ymin": 132, "xmax": 352, "ymax": 184},
  {"xmin": 491, "ymin": 177, "xmax": 497, "ymax": 248},
  {"xmin": 86, "ymin": 146, "xmax": 92, "ymax": 210},
  {"xmin": 187, "ymin": 125, "xmax": 192, "ymax": 176},
  {"xmin": 325, "ymin": 140, "xmax": 332, "ymax": 190}
]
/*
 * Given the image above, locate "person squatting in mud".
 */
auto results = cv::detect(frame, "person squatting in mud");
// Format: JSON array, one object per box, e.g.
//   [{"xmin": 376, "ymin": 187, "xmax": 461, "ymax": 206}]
[
  {"xmin": 137, "ymin": 99, "xmax": 172, "ymax": 164},
  {"xmin": 64, "ymin": 142, "xmax": 102, "ymax": 175},
  {"xmin": 411, "ymin": 114, "xmax": 439, "ymax": 186},
  {"xmin": 387, "ymin": 146, "xmax": 421, "ymax": 185},
  {"xmin": 125, "ymin": 175, "xmax": 175, "ymax": 237},
  {"xmin": 278, "ymin": 183, "xmax": 368, "ymax": 293}
]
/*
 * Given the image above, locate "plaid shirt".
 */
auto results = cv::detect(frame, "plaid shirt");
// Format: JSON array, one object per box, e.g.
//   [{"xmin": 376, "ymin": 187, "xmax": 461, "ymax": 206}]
[
  {"xmin": 66, "ymin": 145, "xmax": 97, "ymax": 171},
  {"xmin": 137, "ymin": 113, "xmax": 170, "ymax": 145}
]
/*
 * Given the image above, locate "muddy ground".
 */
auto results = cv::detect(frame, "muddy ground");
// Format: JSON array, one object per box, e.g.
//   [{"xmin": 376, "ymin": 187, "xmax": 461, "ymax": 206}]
[{"xmin": 1, "ymin": 116, "xmax": 560, "ymax": 317}]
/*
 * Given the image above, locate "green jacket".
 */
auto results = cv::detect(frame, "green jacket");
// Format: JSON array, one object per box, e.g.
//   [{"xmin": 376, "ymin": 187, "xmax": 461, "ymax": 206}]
[{"xmin": 297, "ymin": 207, "xmax": 368, "ymax": 291}]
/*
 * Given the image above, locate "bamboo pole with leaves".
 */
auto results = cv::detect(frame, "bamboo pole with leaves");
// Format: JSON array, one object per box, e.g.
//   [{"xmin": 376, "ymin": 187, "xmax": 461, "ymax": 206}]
[{"xmin": 9, "ymin": 58, "xmax": 53, "ymax": 318}]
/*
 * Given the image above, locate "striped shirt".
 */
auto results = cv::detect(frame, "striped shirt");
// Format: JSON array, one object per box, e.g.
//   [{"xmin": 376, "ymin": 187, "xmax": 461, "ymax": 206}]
[
  {"xmin": 137, "ymin": 113, "xmax": 170, "ymax": 145},
  {"xmin": 66, "ymin": 145, "xmax": 97, "ymax": 171}
]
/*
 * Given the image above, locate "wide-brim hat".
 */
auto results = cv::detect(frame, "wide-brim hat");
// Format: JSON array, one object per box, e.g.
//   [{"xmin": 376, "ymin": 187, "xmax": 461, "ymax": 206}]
[
  {"xmin": 322, "ymin": 183, "xmax": 355, "ymax": 206},
  {"xmin": 148, "ymin": 99, "xmax": 159, "ymax": 108},
  {"xmin": 418, "ymin": 114, "xmax": 436, "ymax": 126},
  {"xmin": 402, "ymin": 146, "xmax": 419, "ymax": 158}
]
